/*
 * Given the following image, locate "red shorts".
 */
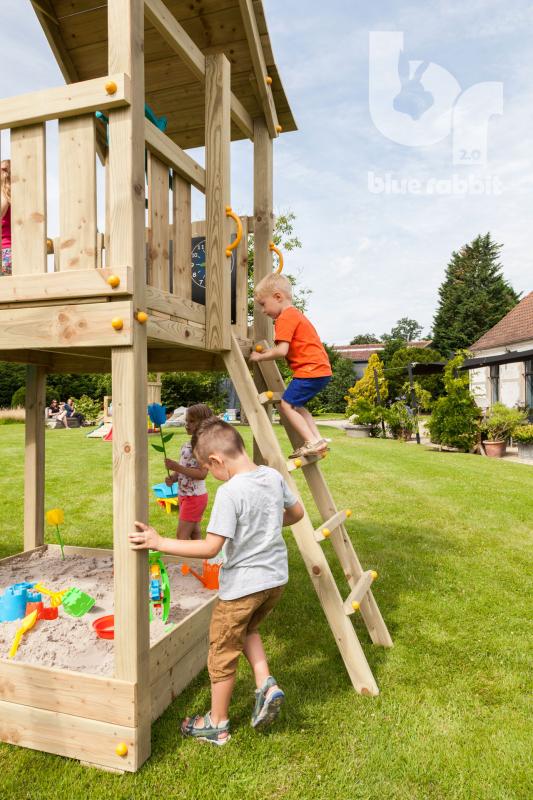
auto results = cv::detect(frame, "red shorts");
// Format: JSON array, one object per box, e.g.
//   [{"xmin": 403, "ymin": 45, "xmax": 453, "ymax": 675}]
[{"xmin": 179, "ymin": 493, "xmax": 208, "ymax": 522}]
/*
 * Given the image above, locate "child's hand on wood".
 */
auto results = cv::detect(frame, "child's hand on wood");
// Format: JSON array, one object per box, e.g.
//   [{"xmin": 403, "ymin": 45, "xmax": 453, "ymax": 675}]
[{"xmin": 129, "ymin": 521, "xmax": 161, "ymax": 551}]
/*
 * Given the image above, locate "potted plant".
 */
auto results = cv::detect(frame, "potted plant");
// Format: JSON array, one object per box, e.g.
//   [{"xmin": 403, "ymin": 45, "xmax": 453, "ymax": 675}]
[
  {"xmin": 384, "ymin": 400, "xmax": 416, "ymax": 441},
  {"xmin": 480, "ymin": 403, "xmax": 528, "ymax": 458},
  {"xmin": 344, "ymin": 398, "xmax": 382, "ymax": 438},
  {"xmin": 513, "ymin": 424, "xmax": 533, "ymax": 461}
]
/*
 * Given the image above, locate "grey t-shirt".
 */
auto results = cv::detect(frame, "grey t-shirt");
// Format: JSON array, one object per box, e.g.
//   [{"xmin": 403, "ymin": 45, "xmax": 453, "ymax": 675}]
[{"xmin": 207, "ymin": 465, "xmax": 298, "ymax": 601}]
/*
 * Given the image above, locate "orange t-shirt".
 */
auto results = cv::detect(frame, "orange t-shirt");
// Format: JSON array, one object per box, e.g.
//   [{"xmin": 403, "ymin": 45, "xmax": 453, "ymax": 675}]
[{"xmin": 274, "ymin": 306, "xmax": 332, "ymax": 379}]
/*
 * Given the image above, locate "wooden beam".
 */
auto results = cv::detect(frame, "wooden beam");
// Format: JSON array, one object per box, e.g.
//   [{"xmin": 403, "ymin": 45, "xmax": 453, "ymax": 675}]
[
  {"xmin": 238, "ymin": 0, "xmax": 279, "ymax": 137},
  {"xmin": 205, "ymin": 53, "xmax": 232, "ymax": 351},
  {"xmin": 234, "ymin": 215, "xmax": 249, "ymax": 340},
  {"xmin": 0, "ymin": 267, "xmax": 133, "ymax": 304},
  {"xmin": 151, "ymin": 634, "xmax": 209, "ymax": 723},
  {"xmin": 0, "ymin": 301, "xmax": 133, "ymax": 350},
  {"xmin": 171, "ymin": 173, "xmax": 192, "ymax": 299},
  {"xmin": 143, "ymin": 0, "xmax": 254, "ymax": 140},
  {"xmin": 146, "ymin": 285, "xmax": 205, "ymax": 325},
  {"xmin": 147, "ymin": 152, "xmax": 170, "ymax": 290},
  {"xmin": 147, "ymin": 348, "xmax": 224, "ymax": 372},
  {"xmin": 11, "ymin": 125, "xmax": 47, "ymax": 276},
  {"xmin": 0, "ymin": 74, "xmax": 131, "ymax": 131},
  {"xmin": 149, "ymin": 596, "xmax": 216, "ymax": 683},
  {"xmin": 145, "ymin": 120, "xmax": 205, "ymax": 192},
  {"xmin": 30, "ymin": 0, "xmax": 79, "ymax": 85},
  {"xmin": 24, "ymin": 366, "xmax": 46, "ymax": 551},
  {"xmin": 147, "ymin": 315, "xmax": 206, "ymax": 350},
  {"xmin": 108, "ymin": 0, "xmax": 151, "ymax": 770}
]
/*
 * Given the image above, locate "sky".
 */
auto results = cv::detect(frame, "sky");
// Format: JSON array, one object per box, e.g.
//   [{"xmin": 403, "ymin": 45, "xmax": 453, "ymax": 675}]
[{"xmin": 1, "ymin": 0, "xmax": 533, "ymax": 344}]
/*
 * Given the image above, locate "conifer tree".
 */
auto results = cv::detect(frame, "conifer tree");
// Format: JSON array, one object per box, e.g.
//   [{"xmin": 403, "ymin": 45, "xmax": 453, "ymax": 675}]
[{"xmin": 432, "ymin": 234, "xmax": 519, "ymax": 356}]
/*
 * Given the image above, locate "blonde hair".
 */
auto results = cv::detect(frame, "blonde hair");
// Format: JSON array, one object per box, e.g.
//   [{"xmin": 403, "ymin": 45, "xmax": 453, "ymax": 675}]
[
  {"xmin": 193, "ymin": 418, "xmax": 245, "ymax": 463},
  {"xmin": 254, "ymin": 273, "xmax": 292, "ymax": 301},
  {"xmin": 1, "ymin": 160, "xmax": 10, "ymax": 206}
]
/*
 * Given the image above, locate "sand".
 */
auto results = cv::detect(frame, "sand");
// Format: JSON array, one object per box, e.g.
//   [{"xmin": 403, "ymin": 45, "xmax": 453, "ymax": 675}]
[{"xmin": 0, "ymin": 549, "xmax": 214, "ymax": 676}]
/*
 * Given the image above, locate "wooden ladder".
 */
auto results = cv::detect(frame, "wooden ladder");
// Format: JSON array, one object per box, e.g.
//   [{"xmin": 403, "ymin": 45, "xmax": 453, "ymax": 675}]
[{"xmin": 223, "ymin": 335, "xmax": 393, "ymax": 696}]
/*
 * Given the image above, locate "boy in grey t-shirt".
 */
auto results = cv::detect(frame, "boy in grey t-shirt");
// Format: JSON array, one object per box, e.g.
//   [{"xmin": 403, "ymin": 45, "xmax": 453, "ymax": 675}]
[{"xmin": 129, "ymin": 419, "xmax": 303, "ymax": 746}]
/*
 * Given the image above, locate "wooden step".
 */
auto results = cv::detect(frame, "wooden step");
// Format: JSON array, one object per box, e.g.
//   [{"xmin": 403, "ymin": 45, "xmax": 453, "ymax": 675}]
[
  {"xmin": 258, "ymin": 390, "xmax": 283, "ymax": 405},
  {"xmin": 314, "ymin": 508, "xmax": 352, "ymax": 542},
  {"xmin": 286, "ymin": 450, "xmax": 328, "ymax": 472},
  {"xmin": 343, "ymin": 570, "xmax": 378, "ymax": 615}
]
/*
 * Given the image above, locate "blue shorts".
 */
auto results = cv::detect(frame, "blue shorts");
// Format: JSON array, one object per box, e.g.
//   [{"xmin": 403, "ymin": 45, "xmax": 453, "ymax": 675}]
[{"xmin": 282, "ymin": 375, "xmax": 331, "ymax": 407}]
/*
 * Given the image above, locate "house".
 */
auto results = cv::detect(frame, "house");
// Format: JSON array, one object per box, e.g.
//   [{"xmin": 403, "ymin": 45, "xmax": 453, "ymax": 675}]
[
  {"xmin": 333, "ymin": 340, "xmax": 432, "ymax": 379},
  {"xmin": 468, "ymin": 292, "xmax": 533, "ymax": 410}
]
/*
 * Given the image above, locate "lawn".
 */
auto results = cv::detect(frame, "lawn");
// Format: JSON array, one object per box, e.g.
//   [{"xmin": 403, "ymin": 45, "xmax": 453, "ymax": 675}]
[{"xmin": 0, "ymin": 423, "xmax": 531, "ymax": 800}]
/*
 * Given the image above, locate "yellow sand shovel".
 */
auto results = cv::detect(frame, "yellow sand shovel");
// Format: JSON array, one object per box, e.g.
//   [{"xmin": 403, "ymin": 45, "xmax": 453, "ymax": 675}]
[{"xmin": 8, "ymin": 609, "xmax": 38, "ymax": 659}]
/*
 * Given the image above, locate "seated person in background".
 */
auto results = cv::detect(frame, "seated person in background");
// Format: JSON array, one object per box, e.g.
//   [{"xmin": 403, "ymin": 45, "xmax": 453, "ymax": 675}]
[
  {"xmin": 67, "ymin": 397, "xmax": 84, "ymax": 426},
  {"xmin": 46, "ymin": 399, "xmax": 60, "ymax": 419}
]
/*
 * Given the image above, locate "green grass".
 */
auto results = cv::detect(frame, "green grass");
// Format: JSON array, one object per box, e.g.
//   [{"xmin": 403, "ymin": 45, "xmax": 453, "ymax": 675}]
[{"xmin": 0, "ymin": 426, "xmax": 531, "ymax": 800}]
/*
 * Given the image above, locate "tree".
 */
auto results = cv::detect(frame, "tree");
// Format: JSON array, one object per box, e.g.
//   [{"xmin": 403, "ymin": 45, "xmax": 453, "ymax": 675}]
[
  {"xmin": 350, "ymin": 334, "xmax": 380, "ymax": 345},
  {"xmin": 247, "ymin": 211, "xmax": 310, "ymax": 318},
  {"xmin": 387, "ymin": 317, "xmax": 423, "ymax": 342},
  {"xmin": 345, "ymin": 352, "xmax": 388, "ymax": 410},
  {"xmin": 432, "ymin": 233, "xmax": 520, "ymax": 357},
  {"xmin": 307, "ymin": 345, "xmax": 357, "ymax": 414},
  {"xmin": 428, "ymin": 352, "xmax": 481, "ymax": 451},
  {"xmin": 387, "ymin": 346, "xmax": 444, "ymax": 401}
]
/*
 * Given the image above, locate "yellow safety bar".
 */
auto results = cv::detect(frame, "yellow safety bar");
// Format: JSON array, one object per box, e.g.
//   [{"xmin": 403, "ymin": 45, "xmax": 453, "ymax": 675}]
[
  {"xmin": 269, "ymin": 242, "xmax": 284, "ymax": 273},
  {"xmin": 225, "ymin": 206, "xmax": 243, "ymax": 257}
]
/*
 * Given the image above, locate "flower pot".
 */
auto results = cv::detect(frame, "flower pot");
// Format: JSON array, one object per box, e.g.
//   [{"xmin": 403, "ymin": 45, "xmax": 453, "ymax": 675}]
[
  {"xmin": 483, "ymin": 439, "xmax": 506, "ymax": 458},
  {"xmin": 344, "ymin": 424, "xmax": 371, "ymax": 439},
  {"xmin": 517, "ymin": 442, "xmax": 533, "ymax": 461}
]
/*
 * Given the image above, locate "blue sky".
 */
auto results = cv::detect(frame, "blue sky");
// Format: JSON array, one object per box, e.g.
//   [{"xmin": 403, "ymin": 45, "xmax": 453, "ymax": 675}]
[{"xmin": 2, "ymin": 0, "xmax": 532, "ymax": 344}]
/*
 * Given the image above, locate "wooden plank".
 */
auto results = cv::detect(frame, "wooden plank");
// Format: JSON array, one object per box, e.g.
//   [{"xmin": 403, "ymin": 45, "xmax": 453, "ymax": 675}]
[
  {"xmin": 0, "ymin": 661, "xmax": 136, "ymax": 727},
  {"xmin": 30, "ymin": 0, "xmax": 80, "ymax": 84},
  {"xmin": 238, "ymin": 0, "xmax": 279, "ymax": 137},
  {"xmin": 0, "ymin": 301, "xmax": 133, "ymax": 350},
  {"xmin": 146, "ymin": 285, "xmax": 205, "ymax": 325},
  {"xmin": 258, "ymin": 390, "xmax": 282, "ymax": 405},
  {"xmin": 48, "ymin": 543, "xmax": 113, "ymax": 560},
  {"xmin": 235, "ymin": 216, "xmax": 249, "ymax": 339},
  {"xmin": 0, "ymin": 546, "xmax": 47, "ymax": 566},
  {"xmin": 224, "ymin": 334, "xmax": 380, "ymax": 695},
  {"xmin": 252, "ymin": 118, "xmax": 273, "ymax": 462},
  {"xmin": 0, "ymin": 74, "xmax": 131, "ymax": 131},
  {"xmin": 147, "ymin": 315, "xmax": 206, "ymax": 350},
  {"xmin": 205, "ymin": 53, "xmax": 231, "ymax": 351},
  {"xmin": 10, "ymin": 124, "xmax": 47, "ymax": 276},
  {"xmin": 108, "ymin": 0, "xmax": 151, "ymax": 771},
  {"xmin": 0, "ymin": 700, "xmax": 138, "ymax": 772},
  {"xmin": 143, "ymin": 0, "xmax": 253, "ymax": 140},
  {"xmin": 171, "ymin": 174, "xmax": 192, "ymax": 299},
  {"xmin": 147, "ymin": 153, "xmax": 170, "ymax": 290},
  {"xmin": 151, "ymin": 633, "xmax": 209, "ymax": 723},
  {"xmin": 0, "ymin": 267, "xmax": 133, "ymax": 304},
  {"xmin": 315, "ymin": 509, "xmax": 349, "ymax": 542},
  {"xmin": 148, "ymin": 348, "xmax": 224, "ymax": 372},
  {"xmin": 343, "ymin": 571, "xmax": 376, "ymax": 615},
  {"xmin": 145, "ymin": 120, "xmax": 205, "ymax": 191},
  {"xmin": 24, "ymin": 366, "xmax": 46, "ymax": 551},
  {"xmin": 287, "ymin": 451, "xmax": 328, "ymax": 472},
  {"xmin": 256, "ymin": 356, "xmax": 393, "ymax": 649},
  {"xmin": 150, "ymin": 596, "xmax": 216, "ymax": 683},
  {"xmin": 58, "ymin": 115, "xmax": 97, "ymax": 270}
]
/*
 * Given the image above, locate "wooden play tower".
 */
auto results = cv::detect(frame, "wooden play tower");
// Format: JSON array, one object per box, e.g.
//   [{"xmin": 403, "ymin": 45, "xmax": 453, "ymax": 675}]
[{"xmin": 0, "ymin": 0, "xmax": 391, "ymax": 772}]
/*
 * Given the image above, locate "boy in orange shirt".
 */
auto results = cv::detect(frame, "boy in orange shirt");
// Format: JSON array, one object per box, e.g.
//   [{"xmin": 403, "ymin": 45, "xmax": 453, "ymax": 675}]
[{"xmin": 250, "ymin": 273, "xmax": 332, "ymax": 458}]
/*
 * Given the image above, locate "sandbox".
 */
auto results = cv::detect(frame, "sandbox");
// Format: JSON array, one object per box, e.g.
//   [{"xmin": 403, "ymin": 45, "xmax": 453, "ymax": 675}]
[{"xmin": 0, "ymin": 545, "xmax": 217, "ymax": 771}]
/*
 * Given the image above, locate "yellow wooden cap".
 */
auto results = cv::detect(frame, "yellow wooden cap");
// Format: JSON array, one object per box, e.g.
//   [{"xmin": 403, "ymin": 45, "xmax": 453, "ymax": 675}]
[
  {"xmin": 136, "ymin": 311, "xmax": 148, "ymax": 324},
  {"xmin": 345, "ymin": 509, "xmax": 352, "ymax": 518},
  {"xmin": 105, "ymin": 80, "xmax": 117, "ymax": 95},
  {"xmin": 111, "ymin": 317, "xmax": 124, "ymax": 331},
  {"xmin": 322, "ymin": 528, "xmax": 331, "ymax": 538},
  {"xmin": 115, "ymin": 742, "xmax": 128, "ymax": 757},
  {"xmin": 255, "ymin": 344, "xmax": 263, "ymax": 353},
  {"xmin": 275, "ymin": 124, "xmax": 283, "ymax": 133},
  {"xmin": 266, "ymin": 76, "xmax": 273, "ymax": 85},
  {"xmin": 266, "ymin": 391, "xmax": 274, "ymax": 399},
  {"xmin": 371, "ymin": 570, "xmax": 378, "ymax": 580},
  {"xmin": 46, "ymin": 238, "xmax": 54, "ymax": 255},
  {"xmin": 294, "ymin": 458, "xmax": 302, "ymax": 468},
  {"xmin": 352, "ymin": 601, "xmax": 360, "ymax": 611},
  {"xmin": 107, "ymin": 275, "xmax": 120, "ymax": 288}
]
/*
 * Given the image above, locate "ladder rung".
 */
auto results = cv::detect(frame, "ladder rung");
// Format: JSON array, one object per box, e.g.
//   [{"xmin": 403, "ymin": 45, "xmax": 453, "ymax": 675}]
[
  {"xmin": 258, "ymin": 390, "xmax": 283, "ymax": 405},
  {"xmin": 314, "ymin": 508, "xmax": 352, "ymax": 541},
  {"xmin": 286, "ymin": 450, "xmax": 328, "ymax": 472},
  {"xmin": 343, "ymin": 570, "xmax": 378, "ymax": 615}
]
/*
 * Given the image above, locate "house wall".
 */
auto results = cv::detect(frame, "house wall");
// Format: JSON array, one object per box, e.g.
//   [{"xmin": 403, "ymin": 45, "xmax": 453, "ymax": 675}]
[{"xmin": 469, "ymin": 339, "xmax": 533, "ymax": 409}]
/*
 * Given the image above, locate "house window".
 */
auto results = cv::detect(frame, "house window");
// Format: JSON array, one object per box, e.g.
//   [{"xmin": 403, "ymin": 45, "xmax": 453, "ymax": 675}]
[
  {"xmin": 490, "ymin": 365, "xmax": 500, "ymax": 404},
  {"xmin": 525, "ymin": 359, "xmax": 533, "ymax": 410}
]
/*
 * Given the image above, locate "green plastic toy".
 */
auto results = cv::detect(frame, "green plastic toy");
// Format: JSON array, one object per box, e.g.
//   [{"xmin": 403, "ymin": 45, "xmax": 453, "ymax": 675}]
[
  {"xmin": 148, "ymin": 551, "xmax": 170, "ymax": 623},
  {"xmin": 62, "ymin": 588, "xmax": 96, "ymax": 618}
]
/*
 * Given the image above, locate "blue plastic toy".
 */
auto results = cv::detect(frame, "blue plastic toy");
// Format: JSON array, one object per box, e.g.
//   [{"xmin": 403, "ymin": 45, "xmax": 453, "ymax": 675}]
[
  {"xmin": 0, "ymin": 582, "xmax": 36, "ymax": 622},
  {"xmin": 152, "ymin": 481, "xmax": 178, "ymax": 499}
]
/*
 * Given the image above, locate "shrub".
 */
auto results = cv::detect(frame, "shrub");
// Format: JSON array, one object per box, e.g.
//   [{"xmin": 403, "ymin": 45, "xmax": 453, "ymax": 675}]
[
  {"xmin": 345, "ymin": 353, "xmax": 388, "ymax": 416},
  {"xmin": 74, "ymin": 395, "xmax": 102, "ymax": 425},
  {"xmin": 428, "ymin": 352, "xmax": 481, "ymax": 451},
  {"xmin": 481, "ymin": 403, "xmax": 528, "ymax": 442},
  {"xmin": 513, "ymin": 424, "xmax": 533, "ymax": 444},
  {"xmin": 401, "ymin": 380, "xmax": 433, "ymax": 412},
  {"xmin": 384, "ymin": 400, "xmax": 416, "ymax": 440},
  {"xmin": 347, "ymin": 398, "xmax": 383, "ymax": 436},
  {"xmin": 10, "ymin": 386, "xmax": 26, "ymax": 408}
]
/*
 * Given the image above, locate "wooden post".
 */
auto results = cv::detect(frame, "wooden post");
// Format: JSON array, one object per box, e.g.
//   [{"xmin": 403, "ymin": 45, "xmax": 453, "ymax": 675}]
[
  {"xmin": 253, "ymin": 117, "xmax": 273, "ymax": 462},
  {"xmin": 205, "ymin": 53, "xmax": 231, "ymax": 351},
  {"xmin": 108, "ymin": 0, "xmax": 150, "ymax": 770},
  {"xmin": 171, "ymin": 173, "xmax": 192, "ymax": 299},
  {"xmin": 24, "ymin": 366, "xmax": 46, "ymax": 551},
  {"xmin": 373, "ymin": 367, "xmax": 386, "ymax": 437},
  {"xmin": 407, "ymin": 363, "xmax": 421, "ymax": 445}
]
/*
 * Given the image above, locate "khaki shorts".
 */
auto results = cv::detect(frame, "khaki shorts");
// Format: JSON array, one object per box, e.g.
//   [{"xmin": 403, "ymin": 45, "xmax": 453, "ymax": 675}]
[{"xmin": 208, "ymin": 586, "xmax": 285, "ymax": 683}]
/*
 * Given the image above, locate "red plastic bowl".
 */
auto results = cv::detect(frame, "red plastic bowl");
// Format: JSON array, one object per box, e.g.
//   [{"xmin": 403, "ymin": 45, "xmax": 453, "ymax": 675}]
[{"xmin": 92, "ymin": 615, "xmax": 115, "ymax": 640}]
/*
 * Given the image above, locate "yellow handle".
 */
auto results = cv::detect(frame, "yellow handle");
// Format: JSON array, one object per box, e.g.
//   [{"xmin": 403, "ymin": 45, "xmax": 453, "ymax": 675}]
[
  {"xmin": 269, "ymin": 242, "xmax": 284, "ymax": 273},
  {"xmin": 225, "ymin": 207, "xmax": 243, "ymax": 257}
]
